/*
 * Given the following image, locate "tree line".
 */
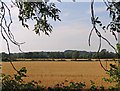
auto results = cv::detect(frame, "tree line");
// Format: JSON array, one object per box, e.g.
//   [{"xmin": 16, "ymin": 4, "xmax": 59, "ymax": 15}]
[{"xmin": 0, "ymin": 49, "xmax": 118, "ymax": 62}]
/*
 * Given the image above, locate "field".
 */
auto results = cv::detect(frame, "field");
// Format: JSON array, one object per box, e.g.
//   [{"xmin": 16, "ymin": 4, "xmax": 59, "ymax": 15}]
[{"xmin": 1, "ymin": 61, "xmax": 116, "ymax": 88}]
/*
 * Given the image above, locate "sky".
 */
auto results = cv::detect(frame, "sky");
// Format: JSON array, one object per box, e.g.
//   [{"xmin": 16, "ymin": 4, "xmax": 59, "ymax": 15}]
[{"xmin": 0, "ymin": 1, "xmax": 118, "ymax": 53}]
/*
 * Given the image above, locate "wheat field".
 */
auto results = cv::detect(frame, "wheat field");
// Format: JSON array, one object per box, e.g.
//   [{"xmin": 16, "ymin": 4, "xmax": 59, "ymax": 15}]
[{"xmin": 1, "ymin": 61, "xmax": 116, "ymax": 88}]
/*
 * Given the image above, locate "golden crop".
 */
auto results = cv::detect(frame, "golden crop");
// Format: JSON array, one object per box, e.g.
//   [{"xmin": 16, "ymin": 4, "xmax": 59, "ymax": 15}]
[{"xmin": 2, "ymin": 61, "xmax": 115, "ymax": 88}]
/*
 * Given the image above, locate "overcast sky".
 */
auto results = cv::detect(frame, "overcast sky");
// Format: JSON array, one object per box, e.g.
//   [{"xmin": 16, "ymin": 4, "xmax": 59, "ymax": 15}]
[{"xmin": 0, "ymin": 1, "xmax": 118, "ymax": 53}]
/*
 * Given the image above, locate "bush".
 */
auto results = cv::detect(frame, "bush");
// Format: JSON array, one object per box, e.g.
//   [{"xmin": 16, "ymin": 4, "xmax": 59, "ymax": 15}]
[{"xmin": 1, "ymin": 67, "xmax": 45, "ymax": 91}]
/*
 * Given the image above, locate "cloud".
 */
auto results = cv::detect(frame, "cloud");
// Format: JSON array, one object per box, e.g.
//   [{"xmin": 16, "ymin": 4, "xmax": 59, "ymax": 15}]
[
  {"xmin": 1, "ymin": 2, "xmax": 116, "ymax": 53},
  {"xmin": 1, "ymin": 18, "xmax": 91, "ymax": 52}
]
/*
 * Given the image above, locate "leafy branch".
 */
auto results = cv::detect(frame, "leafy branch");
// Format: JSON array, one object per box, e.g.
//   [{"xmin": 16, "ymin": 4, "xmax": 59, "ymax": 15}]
[
  {"xmin": 0, "ymin": 0, "xmax": 61, "ymax": 72},
  {"xmin": 89, "ymin": 0, "xmax": 120, "ymax": 72},
  {"xmin": 0, "ymin": 0, "xmax": 25, "ymax": 72}
]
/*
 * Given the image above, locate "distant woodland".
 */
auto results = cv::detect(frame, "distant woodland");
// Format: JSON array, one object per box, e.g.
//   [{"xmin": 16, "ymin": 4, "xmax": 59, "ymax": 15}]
[{"xmin": 0, "ymin": 49, "xmax": 118, "ymax": 62}]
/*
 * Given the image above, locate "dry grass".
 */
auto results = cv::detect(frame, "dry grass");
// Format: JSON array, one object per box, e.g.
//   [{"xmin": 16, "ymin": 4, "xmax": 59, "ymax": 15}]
[{"xmin": 1, "ymin": 61, "xmax": 116, "ymax": 88}]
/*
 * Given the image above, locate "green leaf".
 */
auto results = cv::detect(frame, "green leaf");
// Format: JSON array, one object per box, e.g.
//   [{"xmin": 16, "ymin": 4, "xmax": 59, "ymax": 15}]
[
  {"xmin": 102, "ymin": 26, "xmax": 106, "ymax": 30},
  {"xmin": 96, "ymin": 21, "xmax": 101, "ymax": 23},
  {"xmin": 14, "ymin": 74, "xmax": 21, "ymax": 81}
]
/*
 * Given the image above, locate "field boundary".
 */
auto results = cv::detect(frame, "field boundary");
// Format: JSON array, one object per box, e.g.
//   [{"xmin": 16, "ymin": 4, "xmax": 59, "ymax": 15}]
[{"xmin": 14, "ymin": 58, "xmax": 119, "ymax": 62}]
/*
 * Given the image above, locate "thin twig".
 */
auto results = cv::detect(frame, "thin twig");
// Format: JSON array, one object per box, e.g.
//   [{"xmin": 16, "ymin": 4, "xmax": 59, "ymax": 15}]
[
  {"xmin": 90, "ymin": 0, "xmax": 115, "ymax": 71},
  {"xmin": 0, "ymin": 0, "xmax": 24, "ymax": 72}
]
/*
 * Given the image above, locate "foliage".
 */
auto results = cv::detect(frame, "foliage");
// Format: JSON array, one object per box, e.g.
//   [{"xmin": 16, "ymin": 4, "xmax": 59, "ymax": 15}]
[
  {"xmin": 102, "ymin": 44, "xmax": 120, "ymax": 90},
  {"xmin": 0, "ymin": 50, "xmax": 117, "ymax": 61},
  {"xmin": 106, "ymin": 1, "xmax": 120, "ymax": 37},
  {"xmin": 90, "ymin": 0, "xmax": 120, "ymax": 90},
  {"xmin": 2, "ymin": 69, "xmax": 111, "ymax": 91},
  {"xmin": 1, "ymin": 0, "xmax": 120, "ymax": 90},
  {"xmin": 90, "ymin": 0, "xmax": 120, "ymax": 51},
  {"xmin": 47, "ymin": 80, "xmax": 86, "ymax": 91},
  {"xmin": 89, "ymin": 80, "xmax": 98, "ymax": 91},
  {"xmin": 0, "ymin": 0, "xmax": 61, "ymax": 54},
  {"xmin": 15, "ymin": 1, "xmax": 61, "ymax": 35},
  {"xmin": 2, "ymin": 67, "xmax": 45, "ymax": 91}
]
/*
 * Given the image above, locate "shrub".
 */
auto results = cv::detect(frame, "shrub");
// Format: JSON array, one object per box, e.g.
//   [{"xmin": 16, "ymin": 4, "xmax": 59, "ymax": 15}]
[{"xmin": 1, "ymin": 67, "xmax": 45, "ymax": 91}]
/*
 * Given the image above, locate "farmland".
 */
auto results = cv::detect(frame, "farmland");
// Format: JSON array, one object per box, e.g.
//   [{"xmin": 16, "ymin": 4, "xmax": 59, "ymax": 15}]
[{"xmin": 1, "ymin": 60, "xmax": 116, "ymax": 88}]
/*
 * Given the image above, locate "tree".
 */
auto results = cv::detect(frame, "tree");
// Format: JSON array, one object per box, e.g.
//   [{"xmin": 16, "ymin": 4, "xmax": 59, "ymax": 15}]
[
  {"xmin": 0, "ymin": 0, "xmax": 61, "ymax": 71},
  {"xmin": 0, "ymin": 0, "xmax": 61, "ymax": 54},
  {"xmin": 1, "ymin": 0, "xmax": 120, "ymax": 89},
  {"xmin": 90, "ymin": 0, "xmax": 120, "ymax": 89},
  {"xmin": 64, "ymin": 50, "xmax": 72, "ymax": 59},
  {"xmin": 99, "ymin": 49, "xmax": 108, "ymax": 59},
  {"xmin": 72, "ymin": 51, "xmax": 79, "ymax": 60}
]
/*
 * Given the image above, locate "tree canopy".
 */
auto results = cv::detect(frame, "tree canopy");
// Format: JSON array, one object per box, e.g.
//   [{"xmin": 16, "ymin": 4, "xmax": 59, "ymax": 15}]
[
  {"xmin": 0, "ymin": 0, "xmax": 61, "ymax": 53},
  {"xmin": 1, "ymin": 0, "xmax": 120, "ymax": 89},
  {"xmin": 1, "ymin": 0, "xmax": 120, "ymax": 53},
  {"xmin": 1, "ymin": 0, "xmax": 120, "ymax": 70},
  {"xmin": 1, "ymin": 50, "xmax": 117, "ymax": 61}
]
